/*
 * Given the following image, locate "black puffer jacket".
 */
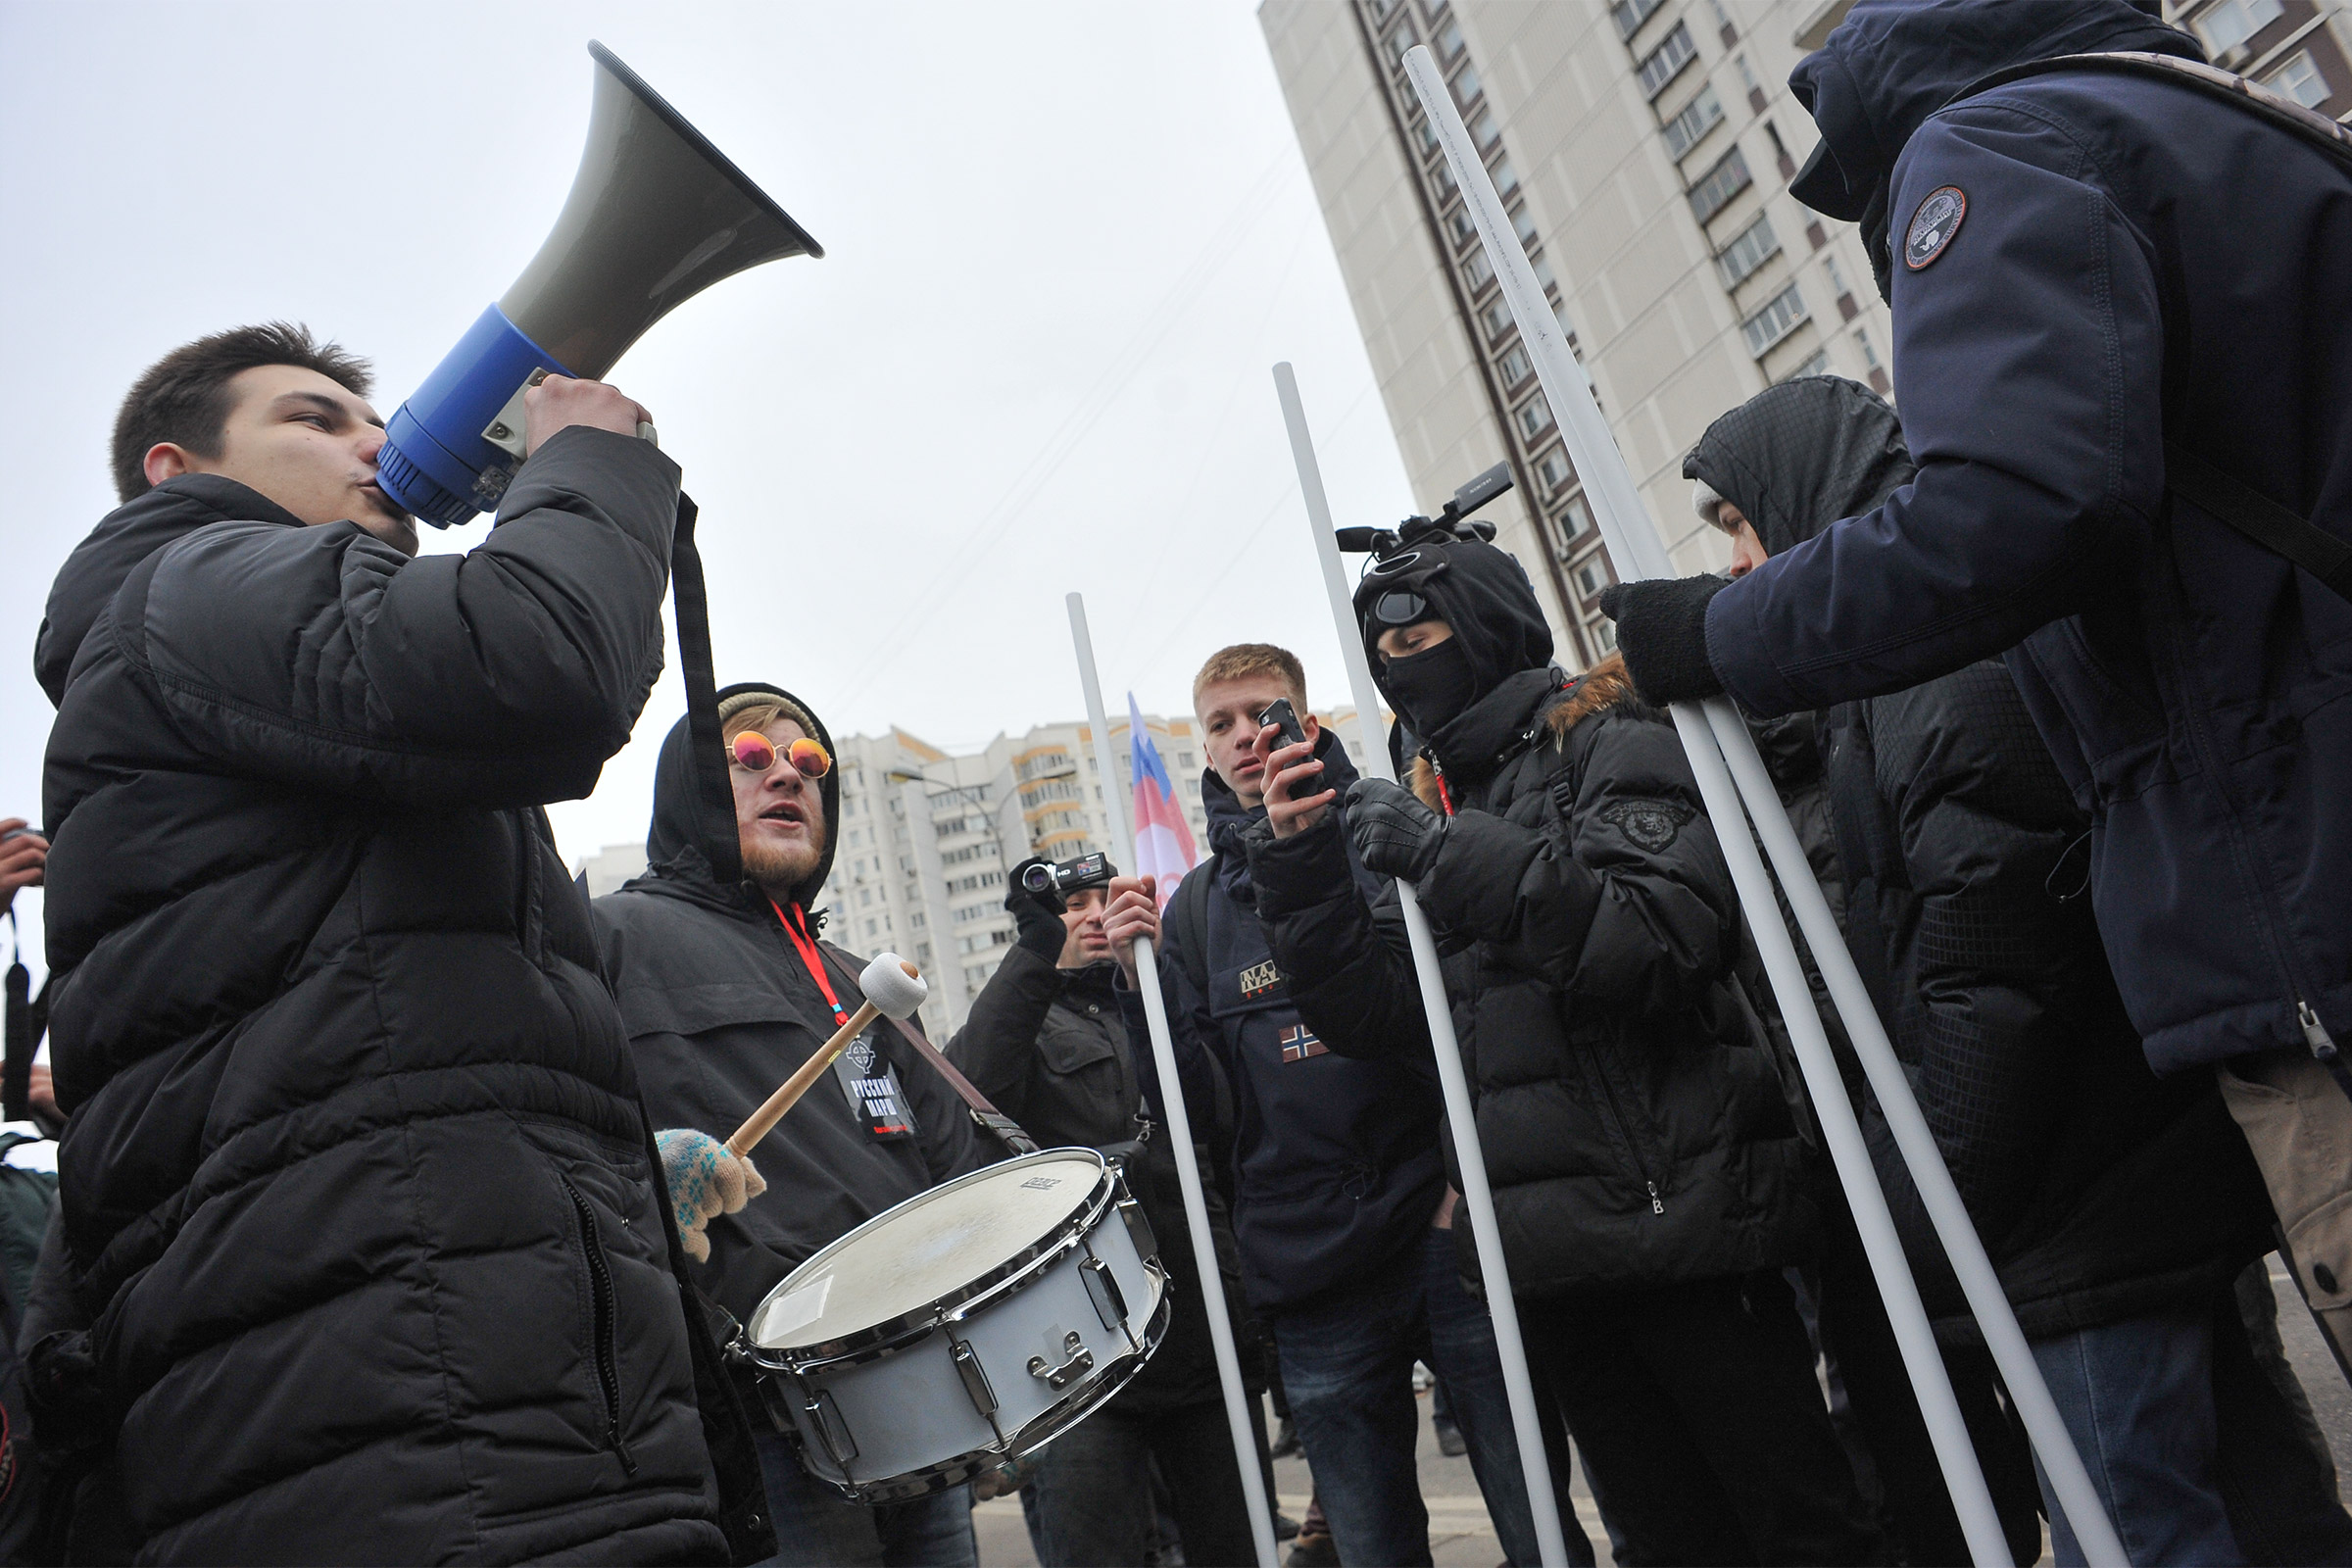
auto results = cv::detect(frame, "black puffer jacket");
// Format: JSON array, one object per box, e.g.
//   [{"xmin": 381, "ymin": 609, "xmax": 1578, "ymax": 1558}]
[
  {"xmin": 33, "ymin": 432, "xmax": 750, "ymax": 1563},
  {"xmin": 1689, "ymin": 378, "xmax": 2272, "ymax": 1338},
  {"xmin": 1255, "ymin": 658, "xmax": 1822, "ymax": 1298},
  {"xmin": 594, "ymin": 690, "xmax": 987, "ymax": 1329}
]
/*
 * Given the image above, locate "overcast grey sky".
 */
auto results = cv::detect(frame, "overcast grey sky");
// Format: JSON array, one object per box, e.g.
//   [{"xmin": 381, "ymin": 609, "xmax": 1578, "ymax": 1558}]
[{"xmin": 0, "ymin": 0, "xmax": 1422, "ymax": 970}]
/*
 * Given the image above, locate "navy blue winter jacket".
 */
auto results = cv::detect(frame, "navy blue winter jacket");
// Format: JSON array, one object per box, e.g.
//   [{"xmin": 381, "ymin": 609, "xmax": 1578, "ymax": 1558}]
[
  {"xmin": 1705, "ymin": 0, "xmax": 2352, "ymax": 1073},
  {"xmin": 1123, "ymin": 734, "xmax": 1446, "ymax": 1312}
]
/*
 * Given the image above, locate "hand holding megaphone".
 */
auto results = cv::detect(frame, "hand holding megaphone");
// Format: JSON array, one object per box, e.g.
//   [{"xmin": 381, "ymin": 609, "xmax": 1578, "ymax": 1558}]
[
  {"xmin": 522, "ymin": 374, "xmax": 654, "ymax": 460},
  {"xmin": 726, "ymin": 955, "xmax": 929, "ymax": 1157}
]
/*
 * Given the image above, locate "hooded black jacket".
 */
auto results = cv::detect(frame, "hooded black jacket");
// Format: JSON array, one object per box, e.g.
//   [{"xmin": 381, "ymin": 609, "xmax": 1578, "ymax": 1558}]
[
  {"xmin": 1688, "ymin": 379, "xmax": 2271, "ymax": 1337},
  {"xmin": 33, "ymin": 431, "xmax": 740, "ymax": 1563},
  {"xmin": 1710, "ymin": 0, "xmax": 2352, "ymax": 1077},
  {"xmin": 592, "ymin": 689, "xmax": 987, "ymax": 1331},
  {"xmin": 1263, "ymin": 538, "xmax": 1820, "ymax": 1296}
]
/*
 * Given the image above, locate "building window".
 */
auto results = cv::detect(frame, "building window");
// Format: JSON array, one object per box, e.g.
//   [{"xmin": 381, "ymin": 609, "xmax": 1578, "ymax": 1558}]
[
  {"xmin": 1574, "ymin": 558, "xmax": 1613, "ymax": 601},
  {"xmin": 2196, "ymin": 0, "xmax": 2282, "ymax": 55},
  {"xmin": 1513, "ymin": 204, "xmax": 1540, "ymax": 247},
  {"xmin": 1636, "ymin": 21, "xmax": 1696, "ymax": 100},
  {"xmin": 1532, "ymin": 255, "xmax": 1557, "ymax": 292},
  {"xmin": 1735, "ymin": 54, "xmax": 1760, "ymax": 94},
  {"xmin": 1415, "ymin": 114, "xmax": 1441, "ymax": 155},
  {"xmin": 1463, "ymin": 247, "xmax": 1494, "ymax": 292},
  {"xmin": 1491, "ymin": 155, "xmax": 1520, "ymax": 197},
  {"xmin": 1516, "ymin": 393, "xmax": 1554, "ymax": 439},
  {"xmin": 1588, "ymin": 613, "xmax": 1620, "ymax": 652},
  {"xmin": 2266, "ymin": 49, "xmax": 2328, "ymax": 107},
  {"xmin": 1714, "ymin": 210, "xmax": 1780, "ymax": 287},
  {"xmin": 1436, "ymin": 16, "xmax": 1465, "ymax": 61},
  {"xmin": 1481, "ymin": 295, "xmax": 1516, "ymax": 342},
  {"xmin": 1782, "ymin": 347, "xmax": 1831, "ymax": 381},
  {"xmin": 1469, "ymin": 106, "xmax": 1500, "ymax": 149},
  {"xmin": 1536, "ymin": 447, "xmax": 1572, "ymax": 492},
  {"xmin": 1688, "ymin": 145, "xmax": 1753, "ymax": 225},
  {"xmin": 1452, "ymin": 62, "xmax": 1483, "ymax": 106},
  {"xmin": 1498, "ymin": 344, "xmax": 1533, "ymax": 386},
  {"xmin": 1661, "ymin": 85, "xmax": 1725, "ymax": 161},
  {"xmin": 1610, "ymin": 0, "xmax": 1664, "ymax": 41},
  {"xmin": 1553, "ymin": 495, "xmax": 1594, "ymax": 555},
  {"xmin": 1742, "ymin": 280, "xmax": 1809, "ymax": 357},
  {"xmin": 1823, "ymin": 253, "xmax": 1849, "ymax": 298},
  {"xmin": 1449, "ymin": 204, "xmax": 1479, "ymax": 246},
  {"xmin": 1853, "ymin": 326, "xmax": 1881, "ymax": 369}
]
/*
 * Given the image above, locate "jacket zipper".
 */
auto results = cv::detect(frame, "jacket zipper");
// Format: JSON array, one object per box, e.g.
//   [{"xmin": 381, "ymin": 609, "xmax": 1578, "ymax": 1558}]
[
  {"xmin": 1586, "ymin": 1054, "xmax": 1666, "ymax": 1214},
  {"xmin": 562, "ymin": 1176, "xmax": 638, "ymax": 1474},
  {"xmin": 2303, "ymin": 1000, "xmax": 2341, "ymax": 1060}
]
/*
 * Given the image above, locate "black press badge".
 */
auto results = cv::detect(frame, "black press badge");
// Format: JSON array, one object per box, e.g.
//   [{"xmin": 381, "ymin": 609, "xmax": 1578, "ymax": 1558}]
[{"xmin": 833, "ymin": 1034, "xmax": 917, "ymax": 1142}]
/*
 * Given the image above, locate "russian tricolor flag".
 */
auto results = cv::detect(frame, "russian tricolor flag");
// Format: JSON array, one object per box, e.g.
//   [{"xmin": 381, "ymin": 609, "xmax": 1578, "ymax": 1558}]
[{"xmin": 1129, "ymin": 693, "xmax": 1200, "ymax": 911}]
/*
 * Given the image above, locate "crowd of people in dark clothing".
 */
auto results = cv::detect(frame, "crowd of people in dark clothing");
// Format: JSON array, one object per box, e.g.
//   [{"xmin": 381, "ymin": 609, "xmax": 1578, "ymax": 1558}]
[{"xmin": 4, "ymin": 0, "xmax": 2352, "ymax": 1562}]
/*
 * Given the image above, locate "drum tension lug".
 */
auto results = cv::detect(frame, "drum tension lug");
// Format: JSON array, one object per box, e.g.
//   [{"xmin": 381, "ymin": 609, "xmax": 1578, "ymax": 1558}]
[
  {"xmin": 950, "ymin": 1335, "xmax": 1000, "ymax": 1417},
  {"xmin": 1028, "ymin": 1331, "xmax": 1095, "ymax": 1392},
  {"xmin": 806, "ymin": 1388, "xmax": 860, "ymax": 1466},
  {"xmin": 1080, "ymin": 1254, "xmax": 1128, "ymax": 1334}
]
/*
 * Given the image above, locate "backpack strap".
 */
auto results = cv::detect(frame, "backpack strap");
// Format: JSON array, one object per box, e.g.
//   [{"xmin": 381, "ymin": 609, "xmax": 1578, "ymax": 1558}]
[
  {"xmin": 1956, "ymin": 51, "xmax": 2352, "ymax": 168},
  {"xmin": 2164, "ymin": 442, "xmax": 2352, "ymax": 604},
  {"xmin": 816, "ymin": 939, "xmax": 1039, "ymax": 1156}
]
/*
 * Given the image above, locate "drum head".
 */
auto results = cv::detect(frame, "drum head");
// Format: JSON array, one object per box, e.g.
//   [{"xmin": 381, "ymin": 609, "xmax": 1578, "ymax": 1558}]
[{"xmin": 752, "ymin": 1149, "xmax": 1107, "ymax": 1352}]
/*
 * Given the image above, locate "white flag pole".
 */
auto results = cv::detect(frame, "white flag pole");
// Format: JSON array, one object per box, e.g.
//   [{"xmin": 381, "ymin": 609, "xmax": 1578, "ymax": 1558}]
[
  {"xmin": 1065, "ymin": 593, "xmax": 1280, "ymax": 1568},
  {"xmin": 1273, "ymin": 363, "xmax": 1574, "ymax": 1568},
  {"xmin": 1398, "ymin": 40, "xmax": 2127, "ymax": 1567}
]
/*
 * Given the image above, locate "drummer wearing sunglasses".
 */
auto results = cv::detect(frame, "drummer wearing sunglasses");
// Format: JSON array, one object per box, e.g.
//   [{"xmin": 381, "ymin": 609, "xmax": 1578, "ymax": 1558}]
[{"xmin": 594, "ymin": 682, "xmax": 990, "ymax": 1568}]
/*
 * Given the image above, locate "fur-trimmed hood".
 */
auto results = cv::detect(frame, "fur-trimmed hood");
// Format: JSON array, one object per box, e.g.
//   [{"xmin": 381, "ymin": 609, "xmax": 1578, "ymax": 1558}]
[{"xmin": 1410, "ymin": 654, "xmax": 1639, "ymax": 808}]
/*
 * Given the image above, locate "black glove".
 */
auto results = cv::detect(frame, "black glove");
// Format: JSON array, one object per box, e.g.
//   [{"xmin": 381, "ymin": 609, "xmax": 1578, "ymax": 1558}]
[
  {"xmin": 1004, "ymin": 858, "xmax": 1067, "ymax": 959},
  {"xmin": 1596, "ymin": 574, "xmax": 1730, "ymax": 706},
  {"xmin": 1346, "ymin": 778, "xmax": 1447, "ymax": 885}
]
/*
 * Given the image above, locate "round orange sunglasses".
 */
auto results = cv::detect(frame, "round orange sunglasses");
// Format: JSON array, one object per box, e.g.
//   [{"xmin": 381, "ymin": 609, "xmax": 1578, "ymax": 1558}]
[{"xmin": 730, "ymin": 731, "xmax": 831, "ymax": 777}]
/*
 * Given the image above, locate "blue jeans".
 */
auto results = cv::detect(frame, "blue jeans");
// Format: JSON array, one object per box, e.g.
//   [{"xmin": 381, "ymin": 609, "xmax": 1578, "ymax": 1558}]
[
  {"xmin": 751, "ymin": 1424, "xmax": 979, "ymax": 1567},
  {"xmin": 2030, "ymin": 1305, "xmax": 2239, "ymax": 1567},
  {"xmin": 1021, "ymin": 1396, "xmax": 1262, "ymax": 1567},
  {"xmin": 1272, "ymin": 1227, "xmax": 1593, "ymax": 1568}
]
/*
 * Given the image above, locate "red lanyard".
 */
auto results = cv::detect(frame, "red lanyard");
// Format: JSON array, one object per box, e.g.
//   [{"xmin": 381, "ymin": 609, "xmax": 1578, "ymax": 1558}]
[{"xmin": 773, "ymin": 900, "xmax": 848, "ymax": 1026}]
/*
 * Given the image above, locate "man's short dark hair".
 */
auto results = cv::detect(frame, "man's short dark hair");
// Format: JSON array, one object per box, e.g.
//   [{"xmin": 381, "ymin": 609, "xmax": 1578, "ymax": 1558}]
[{"xmin": 111, "ymin": 323, "xmax": 374, "ymax": 504}]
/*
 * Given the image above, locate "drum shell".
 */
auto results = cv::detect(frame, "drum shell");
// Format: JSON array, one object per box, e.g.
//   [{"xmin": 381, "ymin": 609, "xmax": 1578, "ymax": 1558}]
[{"xmin": 750, "ymin": 1150, "xmax": 1167, "ymax": 1502}]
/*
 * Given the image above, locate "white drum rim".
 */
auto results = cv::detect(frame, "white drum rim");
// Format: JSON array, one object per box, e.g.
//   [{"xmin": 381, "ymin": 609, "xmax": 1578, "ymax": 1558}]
[{"xmin": 746, "ymin": 1147, "xmax": 1117, "ymax": 1367}]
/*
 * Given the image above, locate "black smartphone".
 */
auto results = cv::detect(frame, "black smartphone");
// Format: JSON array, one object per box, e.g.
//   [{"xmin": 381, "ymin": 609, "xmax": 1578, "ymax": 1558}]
[{"xmin": 1256, "ymin": 698, "xmax": 1309, "ymax": 751}]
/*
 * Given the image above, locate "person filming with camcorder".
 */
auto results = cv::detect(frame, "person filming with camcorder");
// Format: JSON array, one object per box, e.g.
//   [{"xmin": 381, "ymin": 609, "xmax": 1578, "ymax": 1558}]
[{"xmin": 945, "ymin": 851, "xmax": 1264, "ymax": 1568}]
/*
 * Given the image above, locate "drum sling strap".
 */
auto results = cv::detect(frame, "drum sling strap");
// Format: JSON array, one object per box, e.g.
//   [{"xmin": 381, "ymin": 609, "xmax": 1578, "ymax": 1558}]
[
  {"xmin": 818, "ymin": 940, "xmax": 1040, "ymax": 1157},
  {"xmin": 1954, "ymin": 52, "xmax": 2352, "ymax": 609}
]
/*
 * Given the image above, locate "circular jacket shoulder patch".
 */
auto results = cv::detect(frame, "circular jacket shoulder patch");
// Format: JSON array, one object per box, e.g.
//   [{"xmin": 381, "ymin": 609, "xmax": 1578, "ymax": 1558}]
[
  {"xmin": 1904, "ymin": 186, "xmax": 1966, "ymax": 270},
  {"xmin": 1598, "ymin": 798, "xmax": 1693, "ymax": 854}
]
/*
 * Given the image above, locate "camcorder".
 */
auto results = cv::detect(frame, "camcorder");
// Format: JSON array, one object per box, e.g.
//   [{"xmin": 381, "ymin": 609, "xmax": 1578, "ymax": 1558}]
[{"xmin": 1021, "ymin": 853, "xmax": 1112, "ymax": 897}]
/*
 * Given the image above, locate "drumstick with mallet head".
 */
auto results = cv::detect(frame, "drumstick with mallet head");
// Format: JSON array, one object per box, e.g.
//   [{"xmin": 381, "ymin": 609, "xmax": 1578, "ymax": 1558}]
[{"xmin": 727, "ymin": 953, "xmax": 929, "ymax": 1157}]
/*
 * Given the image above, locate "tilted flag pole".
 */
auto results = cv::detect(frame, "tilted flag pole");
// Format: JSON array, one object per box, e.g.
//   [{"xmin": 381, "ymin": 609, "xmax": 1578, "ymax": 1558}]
[
  {"xmin": 1066, "ymin": 594, "xmax": 1281, "ymax": 1568},
  {"xmin": 1273, "ymin": 363, "xmax": 1575, "ymax": 1568},
  {"xmin": 1397, "ymin": 41, "xmax": 2127, "ymax": 1567}
]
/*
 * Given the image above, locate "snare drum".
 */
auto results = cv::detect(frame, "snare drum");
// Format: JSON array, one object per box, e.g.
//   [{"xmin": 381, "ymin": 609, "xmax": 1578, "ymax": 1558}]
[{"xmin": 740, "ymin": 1147, "xmax": 1167, "ymax": 1501}]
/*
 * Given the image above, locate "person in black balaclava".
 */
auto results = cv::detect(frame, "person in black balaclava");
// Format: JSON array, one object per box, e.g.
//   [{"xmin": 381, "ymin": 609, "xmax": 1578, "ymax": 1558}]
[
  {"xmin": 595, "ymin": 682, "xmax": 991, "ymax": 1568},
  {"xmin": 1689, "ymin": 378, "xmax": 2349, "ymax": 1568},
  {"xmin": 1245, "ymin": 526, "xmax": 1878, "ymax": 1565}
]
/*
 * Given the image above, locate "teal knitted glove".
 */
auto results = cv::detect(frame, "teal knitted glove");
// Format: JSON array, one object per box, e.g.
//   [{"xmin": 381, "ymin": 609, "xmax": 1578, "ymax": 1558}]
[{"xmin": 656, "ymin": 1127, "xmax": 767, "ymax": 1262}]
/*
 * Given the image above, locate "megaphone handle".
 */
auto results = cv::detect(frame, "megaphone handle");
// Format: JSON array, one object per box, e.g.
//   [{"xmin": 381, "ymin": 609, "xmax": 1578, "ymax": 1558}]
[
  {"xmin": 636, "ymin": 421, "xmax": 660, "ymax": 447},
  {"xmin": 727, "ymin": 1000, "xmax": 883, "ymax": 1156}
]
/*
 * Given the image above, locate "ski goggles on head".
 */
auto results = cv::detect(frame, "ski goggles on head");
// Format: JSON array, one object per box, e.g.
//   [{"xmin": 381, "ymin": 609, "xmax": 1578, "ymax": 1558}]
[
  {"xmin": 730, "ymin": 731, "xmax": 831, "ymax": 777},
  {"xmin": 1352, "ymin": 546, "xmax": 1450, "ymax": 627}
]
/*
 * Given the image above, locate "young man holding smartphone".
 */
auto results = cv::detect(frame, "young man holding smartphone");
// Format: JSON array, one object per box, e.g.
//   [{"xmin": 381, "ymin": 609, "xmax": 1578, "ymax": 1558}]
[{"xmin": 1103, "ymin": 643, "xmax": 1585, "ymax": 1568}]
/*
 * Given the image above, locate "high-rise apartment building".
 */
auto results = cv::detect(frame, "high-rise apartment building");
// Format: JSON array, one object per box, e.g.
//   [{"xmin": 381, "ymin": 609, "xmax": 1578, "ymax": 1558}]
[
  {"xmin": 1262, "ymin": 0, "xmax": 2352, "ymax": 670},
  {"xmin": 1263, "ymin": 0, "xmax": 1896, "ymax": 671},
  {"xmin": 574, "ymin": 707, "xmax": 1377, "ymax": 1037}
]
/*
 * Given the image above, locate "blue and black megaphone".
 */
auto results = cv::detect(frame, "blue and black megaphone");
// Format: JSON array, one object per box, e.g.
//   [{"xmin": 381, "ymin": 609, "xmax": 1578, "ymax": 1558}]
[{"xmin": 377, "ymin": 41, "xmax": 822, "ymax": 527}]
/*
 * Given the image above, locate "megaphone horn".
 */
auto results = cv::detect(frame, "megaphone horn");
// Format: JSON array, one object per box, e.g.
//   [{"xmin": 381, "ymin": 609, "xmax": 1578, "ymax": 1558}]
[{"xmin": 378, "ymin": 41, "xmax": 822, "ymax": 528}]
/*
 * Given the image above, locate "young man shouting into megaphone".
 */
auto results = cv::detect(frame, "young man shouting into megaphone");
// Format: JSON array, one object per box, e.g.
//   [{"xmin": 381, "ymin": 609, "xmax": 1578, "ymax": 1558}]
[{"xmin": 26, "ymin": 324, "xmax": 765, "ymax": 1562}]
